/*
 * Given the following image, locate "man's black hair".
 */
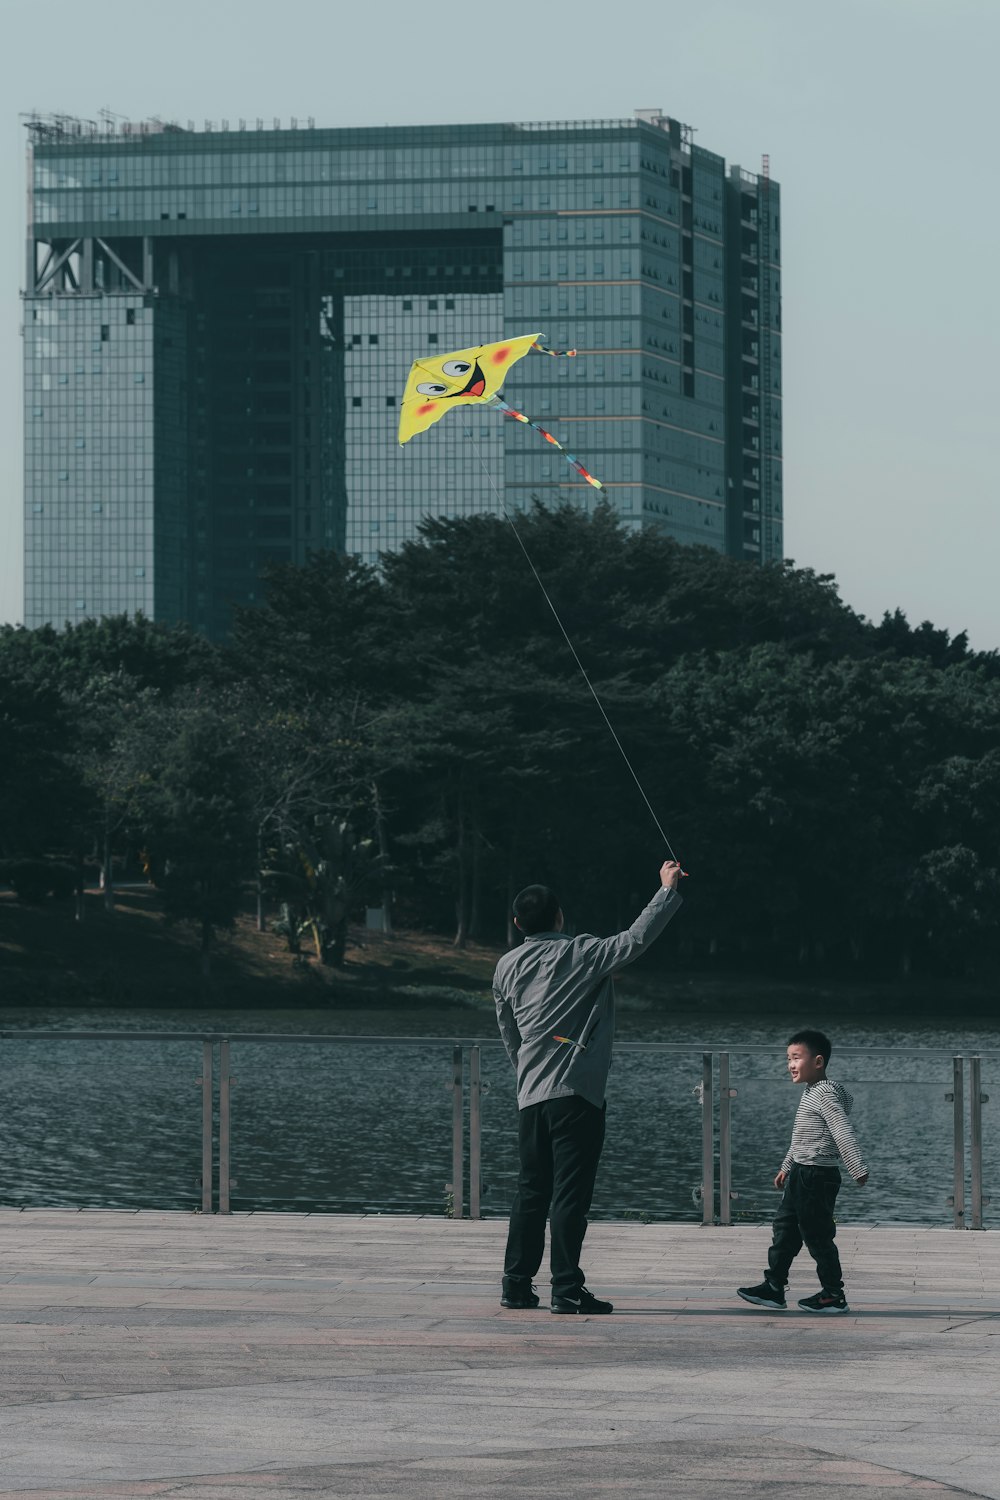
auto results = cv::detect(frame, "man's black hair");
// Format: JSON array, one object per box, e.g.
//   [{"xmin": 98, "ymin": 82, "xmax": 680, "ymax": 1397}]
[
  {"xmin": 787, "ymin": 1029, "xmax": 832, "ymax": 1066},
  {"xmin": 512, "ymin": 884, "xmax": 561, "ymax": 936}
]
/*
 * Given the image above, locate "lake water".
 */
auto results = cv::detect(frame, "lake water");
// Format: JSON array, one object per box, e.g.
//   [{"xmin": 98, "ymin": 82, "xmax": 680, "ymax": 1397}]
[{"xmin": 1, "ymin": 1001, "xmax": 998, "ymax": 1228}]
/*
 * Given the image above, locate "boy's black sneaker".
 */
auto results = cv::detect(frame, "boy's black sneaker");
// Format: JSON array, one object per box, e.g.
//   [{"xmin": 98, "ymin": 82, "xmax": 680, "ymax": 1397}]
[
  {"xmin": 551, "ymin": 1287, "xmax": 613, "ymax": 1315},
  {"xmin": 798, "ymin": 1289, "xmax": 849, "ymax": 1314},
  {"xmin": 500, "ymin": 1278, "xmax": 539, "ymax": 1309},
  {"xmin": 737, "ymin": 1279, "xmax": 787, "ymax": 1310}
]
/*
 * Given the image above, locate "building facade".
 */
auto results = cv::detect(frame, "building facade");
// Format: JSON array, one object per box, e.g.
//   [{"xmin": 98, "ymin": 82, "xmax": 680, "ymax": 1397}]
[{"xmin": 23, "ymin": 112, "xmax": 782, "ymax": 637}]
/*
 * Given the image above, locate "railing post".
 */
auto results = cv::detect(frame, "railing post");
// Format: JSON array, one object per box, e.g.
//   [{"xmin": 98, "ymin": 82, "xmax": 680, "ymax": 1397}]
[
  {"xmin": 219, "ymin": 1039, "xmax": 232, "ymax": 1216},
  {"xmin": 719, "ymin": 1052, "xmax": 733, "ymax": 1226},
  {"xmin": 469, "ymin": 1045, "xmax": 482, "ymax": 1220},
  {"xmin": 451, "ymin": 1045, "xmax": 465, "ymax": 1219},
  {"xmin": 701, "ymin": 1051, "xmax": 714, "ymax": 1226},
  {"xmin": 950, "ymin": 1055, "xmax": 965, "ymax": 1229},
  {"xmin": 199, "ymin": 1041, "xmax": 214, "ymax": 1213},
  {"xmin": 970, "ymin": 1055, "xmax": 986, "ymax": 1231}
]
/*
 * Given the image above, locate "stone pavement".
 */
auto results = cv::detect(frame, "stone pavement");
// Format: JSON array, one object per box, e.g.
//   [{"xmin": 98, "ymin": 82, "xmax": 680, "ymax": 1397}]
[{"xmin": 0, "ymin": 1211, "xmax": 998, "ymax": 1498}]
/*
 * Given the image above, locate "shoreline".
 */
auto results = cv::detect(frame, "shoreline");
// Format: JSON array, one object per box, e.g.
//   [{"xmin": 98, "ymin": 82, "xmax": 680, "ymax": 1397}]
[{"xmin": 2, "ymin": 888, "xmax": 998, "ymax": 1017}]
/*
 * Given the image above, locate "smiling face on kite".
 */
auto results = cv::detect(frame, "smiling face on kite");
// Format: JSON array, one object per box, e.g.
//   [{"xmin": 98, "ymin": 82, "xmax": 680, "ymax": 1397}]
[{"xmin": 398, "ymin": 332, "xmax": 540, "ymax": 444}]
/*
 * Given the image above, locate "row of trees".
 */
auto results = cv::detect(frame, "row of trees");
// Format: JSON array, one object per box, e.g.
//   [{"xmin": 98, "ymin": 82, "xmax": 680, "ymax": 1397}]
[{"xmin": 2, "ymin": 503, "xmax": 999, "ymax": 978}]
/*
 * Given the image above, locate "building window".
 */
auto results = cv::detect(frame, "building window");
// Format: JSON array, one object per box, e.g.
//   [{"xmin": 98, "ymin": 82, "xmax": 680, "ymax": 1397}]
[{"xmin": 352, "ymin": 397, "xmax": 362, "ymax": 407}]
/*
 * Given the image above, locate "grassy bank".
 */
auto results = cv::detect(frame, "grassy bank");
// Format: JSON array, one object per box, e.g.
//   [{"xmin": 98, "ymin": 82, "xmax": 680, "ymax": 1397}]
[
  {"xmin": 0, "ymin": 887, "xmax": 502, "ymax": 1010},
  {"xmin": 1, "ymin": 885, "xmax": 996, "ymax": 1020}
]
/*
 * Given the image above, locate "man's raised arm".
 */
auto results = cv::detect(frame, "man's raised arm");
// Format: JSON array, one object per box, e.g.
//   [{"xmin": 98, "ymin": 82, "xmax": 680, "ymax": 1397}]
[{"xmin": 580, "ymin": 860, "xmax": 684, "ymax": 980}]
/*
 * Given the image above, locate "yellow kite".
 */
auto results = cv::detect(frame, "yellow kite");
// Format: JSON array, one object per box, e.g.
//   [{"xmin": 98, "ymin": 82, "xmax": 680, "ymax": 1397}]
[
  {"xmin": 398, "ymin": 333, "xmax": 540, "ymax": 443},
  {"xmin": 397, "ymin": 333, "xmax": 602, "ymax": 489}
]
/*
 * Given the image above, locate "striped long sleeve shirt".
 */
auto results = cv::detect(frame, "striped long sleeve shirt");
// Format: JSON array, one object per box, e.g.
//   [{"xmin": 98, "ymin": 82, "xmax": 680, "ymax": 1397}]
[{"xmin": 780, "ymin": 1078, "xmax": 869, "ymax": 1181}]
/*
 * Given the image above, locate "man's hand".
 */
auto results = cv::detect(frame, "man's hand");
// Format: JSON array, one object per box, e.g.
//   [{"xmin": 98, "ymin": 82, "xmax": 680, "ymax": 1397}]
[
  {"xmin": 857, "ymin": 1173, "xmax": 869, "ymax": 1186},
  {"xmin": 773, "ymin": 1170, "xmax": 787, "ymax": 1190},
  {"xmin": 660, "ymin": 860, "xmax": 684, "ymax": 890}
]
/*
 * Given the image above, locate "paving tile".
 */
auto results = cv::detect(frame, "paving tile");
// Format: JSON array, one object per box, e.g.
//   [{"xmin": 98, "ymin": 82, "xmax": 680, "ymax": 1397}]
[{"xmin": 0, "ymin": 1212, "xmax": 997, "ymax": 1498}]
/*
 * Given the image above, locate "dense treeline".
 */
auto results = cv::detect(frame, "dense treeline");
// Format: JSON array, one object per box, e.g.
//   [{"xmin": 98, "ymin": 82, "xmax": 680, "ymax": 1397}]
[{"xmin": 2, "ymin": 504, "xmax": 998, "ymax": 979}]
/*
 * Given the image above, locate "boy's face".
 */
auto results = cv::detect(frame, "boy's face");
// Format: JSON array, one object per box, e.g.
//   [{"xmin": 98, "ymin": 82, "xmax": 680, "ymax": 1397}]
[{"xmin": 786, "ymin": 1043, "xmax": 826, "ymax": 1085}]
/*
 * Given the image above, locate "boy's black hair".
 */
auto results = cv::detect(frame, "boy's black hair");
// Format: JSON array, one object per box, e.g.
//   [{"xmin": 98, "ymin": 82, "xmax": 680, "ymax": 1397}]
[
  {"xmin": 512, "ymin": 884, "xmax": 561, "ymax": 935},
  {"xmin": 787, "ymin": 1029, "xmax": 832, "ymax": 1066}
]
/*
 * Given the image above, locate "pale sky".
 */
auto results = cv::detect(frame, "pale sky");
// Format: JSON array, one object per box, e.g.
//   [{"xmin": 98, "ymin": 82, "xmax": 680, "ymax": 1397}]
[{"xmin": 1, "ymin": 0, "xmax": 997, "ymax": 648}]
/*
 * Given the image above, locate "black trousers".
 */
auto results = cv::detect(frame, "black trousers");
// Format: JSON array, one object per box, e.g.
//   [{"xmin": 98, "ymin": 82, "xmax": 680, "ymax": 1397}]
[
  {"xmin": 766, "ymin": 1163, "xmax": 844, "ymax": 1291},
  {"xmin": 503, "ymin": 1095, "xmax": 607, "ymax": 1298}
]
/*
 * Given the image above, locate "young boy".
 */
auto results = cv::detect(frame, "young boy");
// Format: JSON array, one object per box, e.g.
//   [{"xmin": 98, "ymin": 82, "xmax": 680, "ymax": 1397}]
[{"xmin": 737, "ymin": 1029, "xmax": 869, "ymax": 1314}]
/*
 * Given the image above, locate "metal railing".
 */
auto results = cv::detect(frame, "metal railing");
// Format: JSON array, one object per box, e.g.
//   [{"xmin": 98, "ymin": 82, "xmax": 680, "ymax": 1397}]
[
  {"xmin": 464, "ymin": 1045, "xmax": 992, "ymax": 1232},
  {"xmin": 0, "ymin": 1034, "xmax": 993, "ymax": 1227},
  {"xmin": 208, "ymin": 1035, "xmax": 473, "ymax": 1217},
  {"xmin": 0, "ymin": 1030, "xmax": 471, "ymax": 1217},
  {"xmin": 707, "ymin": 1050, "xmax": 988, "ymax": 1231}
]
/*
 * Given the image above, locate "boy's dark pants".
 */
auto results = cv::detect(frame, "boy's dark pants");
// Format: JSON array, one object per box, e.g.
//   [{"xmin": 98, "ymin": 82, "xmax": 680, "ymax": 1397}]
[
  {"xmin": 504, "ymin": 1095, "xmax": 606, "ymax": 1298},
  {"xmin": 766, "ymin": 1163, "xmax": 844, "ymax": 1291}
]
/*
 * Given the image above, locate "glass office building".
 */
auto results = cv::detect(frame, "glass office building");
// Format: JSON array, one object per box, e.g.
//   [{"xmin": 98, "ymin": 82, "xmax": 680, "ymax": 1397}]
[{"xmin": 23, "ymin": 111, "xmax": 782, "ymax": 637}]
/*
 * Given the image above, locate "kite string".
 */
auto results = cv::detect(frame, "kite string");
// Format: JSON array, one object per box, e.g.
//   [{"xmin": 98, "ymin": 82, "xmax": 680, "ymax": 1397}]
[{"xmin": 465, "ymin": 430, "xmax": 680, "ymax": 865}]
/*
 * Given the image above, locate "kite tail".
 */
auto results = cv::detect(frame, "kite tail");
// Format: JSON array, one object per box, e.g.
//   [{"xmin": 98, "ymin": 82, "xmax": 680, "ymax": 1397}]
[
  {"xmin": 490, "ymin": 396, "xmax": 603, "ymax": 490},
  {"xmin": 532, "ymin": 340, "xmax": 578, "ymax": 358}
]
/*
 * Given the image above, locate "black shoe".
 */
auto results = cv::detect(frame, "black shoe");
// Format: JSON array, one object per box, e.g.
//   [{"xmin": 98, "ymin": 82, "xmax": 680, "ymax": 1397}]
[
  {"xmin": 737, "ymin": 1279, "xmax": 787, "ymax": 1310},
  {"xmin": 551, "ymin": 1287, "xmax": 613, "ymax": 1315},
  {"xmin": 798, "ymin": 1288, "xmax": 849, "ymax": 1314},
  {"xmin": 500, "ymin": 1277, "xmax": 540, "ymax": 1309}
]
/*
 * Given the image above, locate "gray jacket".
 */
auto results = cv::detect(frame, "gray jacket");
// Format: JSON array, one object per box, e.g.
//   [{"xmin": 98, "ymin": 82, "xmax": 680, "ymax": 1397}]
[{"xmin": 493, "ymin": 885, "xmax": 683, "ymax": 1110}]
